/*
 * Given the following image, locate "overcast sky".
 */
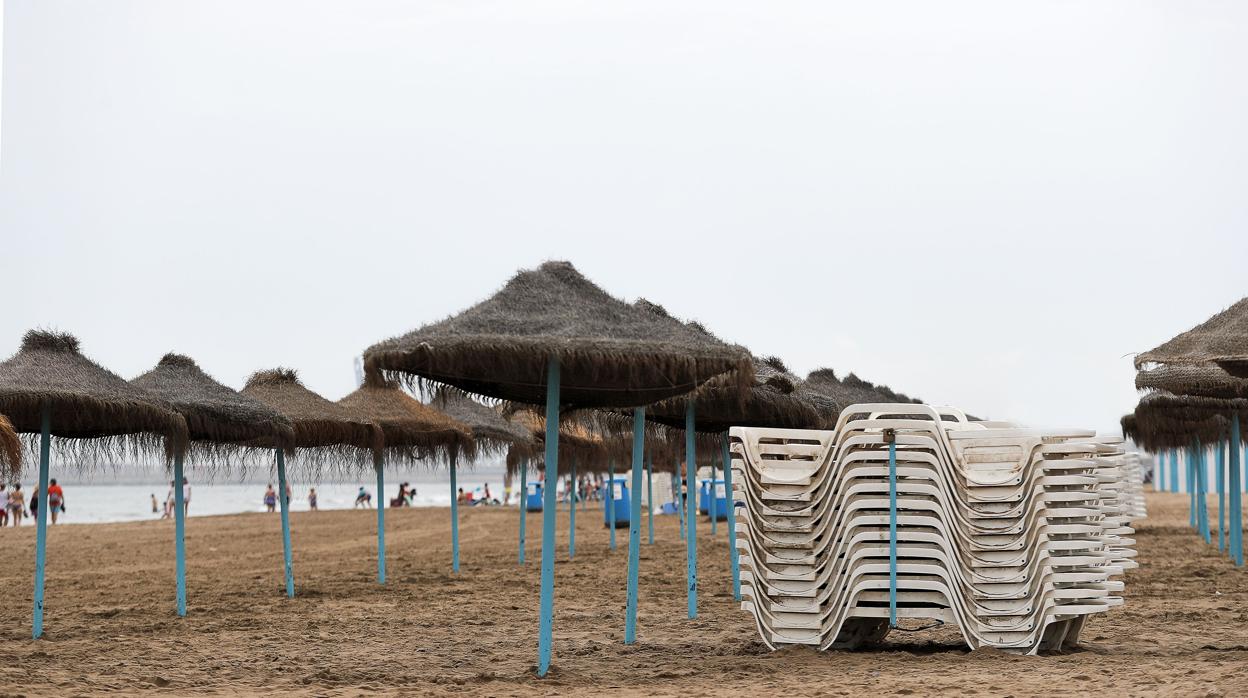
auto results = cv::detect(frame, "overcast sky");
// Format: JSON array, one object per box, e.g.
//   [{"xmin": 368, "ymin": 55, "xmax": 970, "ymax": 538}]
[{"xmin": 2, "ymin": 1, "xmax": 1245, "ymax": 435}]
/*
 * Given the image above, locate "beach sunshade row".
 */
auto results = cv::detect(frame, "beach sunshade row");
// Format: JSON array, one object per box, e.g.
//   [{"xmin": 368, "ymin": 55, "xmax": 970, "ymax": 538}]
[
  {"xmin": 242, "ymin": 368, "xmax": 381, "ymax": 464},
  {"xmin": 337, "ymin": 380, "xmax": 475, "ymax": 464},
  {"xmin": 0, "ymin": 330, "xmax": 188, "ymax": 459},
  {"xmin": 1136, "ymin": 297, "xmax": 1248, "ymax": 378},
  {"xmin": 363, "ymin": 261, "xmax": 753, "ymax": 408},
  {"xmin": 730, "ymin": 402, "xmax": 1143, "ymax": 653}
]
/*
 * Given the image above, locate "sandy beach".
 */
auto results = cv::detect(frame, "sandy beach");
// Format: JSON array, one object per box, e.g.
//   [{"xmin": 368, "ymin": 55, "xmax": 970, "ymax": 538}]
[{"xmin": 0, "ymin": 491, "xmax": 1243, "ymax": 696}]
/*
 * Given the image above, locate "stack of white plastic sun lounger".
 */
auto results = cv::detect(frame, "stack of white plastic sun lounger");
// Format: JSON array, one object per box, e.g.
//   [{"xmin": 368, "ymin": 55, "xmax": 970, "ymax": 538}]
[{"xmin": 730, "ymin": 404, "xmax": 1137, "ymax": 654}]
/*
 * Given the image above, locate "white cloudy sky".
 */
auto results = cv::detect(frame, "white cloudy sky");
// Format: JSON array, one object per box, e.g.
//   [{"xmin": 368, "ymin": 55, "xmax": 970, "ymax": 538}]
[{"xmin": 2, "ymin": 1, "xmax": 1245, "ymax": 434}]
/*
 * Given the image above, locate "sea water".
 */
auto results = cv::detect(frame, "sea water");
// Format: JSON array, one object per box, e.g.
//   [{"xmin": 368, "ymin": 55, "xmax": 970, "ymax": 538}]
[{"xmin": 3, "ymin": 467, "xmax": 512, "ymax": 525}]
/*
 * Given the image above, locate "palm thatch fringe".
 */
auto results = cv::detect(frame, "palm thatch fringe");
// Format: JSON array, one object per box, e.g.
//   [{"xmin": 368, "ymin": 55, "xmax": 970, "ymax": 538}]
[
  {"xmin": 1135, "ymin": 361, "xmax": 1248, "ymax": 400},
  {"xmin": 646, "ymin": 356, "xmax": 822, "ymax": 433},
  {"xmin": 242, "ymin": 368, "xmax": 381, "ymax": 468},
  {"xmin": 337, "ymin": 380, "xmax": 475, "ymax": 467},
  {"xmin": 802, "ymin": 368, "xmax": 922, "ymax": 427},
  {"xmin": 363, "ymin": 261, "xmax": 752, "ymax": 408},
  {"xmin": 430, "ymin": 388, "xmax": 537, "ymax": 462},
  {"xmin": 0, "ymin": 330, "xmax": 188, "ymax": 463},
  {"xmin": 1123, "ymin": 391, "xmax": 1247, "ymax": 451},
  {"xmin": 0, "ymin": 414, "xmax": 21, "ymax": 478}
]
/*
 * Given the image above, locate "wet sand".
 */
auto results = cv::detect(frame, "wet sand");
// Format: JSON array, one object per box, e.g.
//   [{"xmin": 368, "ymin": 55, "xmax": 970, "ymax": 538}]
[{"xmin": 0, "ymin": 492, "xmax": 1244, "ymax": 696}]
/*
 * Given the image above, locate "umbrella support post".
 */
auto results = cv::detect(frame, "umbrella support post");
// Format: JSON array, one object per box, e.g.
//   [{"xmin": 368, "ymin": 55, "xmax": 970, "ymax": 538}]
[
  {"xmin": 1170, "ymin": 450, "xmax": 1178, "ymax": 493},
  {"xmin": 624, "ymin": 407, "xmax": 644, "ymax": 644},
  {"xmin": 1188, "ymin": 447, "xmax": 1196, "ymax": 529},
  {"xmin": 1217, "ymin": 440, "xmax": 1226, "ymax": 552},
  {"xmin": 608, "ymin": 460, "xmax": 616, "ymax": 550},
  {"xmin": 646, "ymin": 453, "xmax": 654, "ymax": 545},
  {"xmin": 684, "ymin": 401, "xmax": 697, "ymax": 619},
  {"xmin": 569, "ymin": 457, "xmax": 577, "ymax": 558},
  {"xmin": 376, "ymin": 455, "xmax": 386, "ymax": 584},
  {"xmin": 519, "ymin": 459, "xmax": 528, "ymax": 564},
  {"xmin": 276, "ymin": 449, "xmax": 294, "ymax": 598},
  {"xmin": 677, "ymin": 462, "xmax": 685, "ymax": 540},
  {"xmin": 536, "ymin": 357, "xmax": 560, "ymax": 678},
  {"xmin": 723, "ymin": 433, "xmax": 740, "ymax": 601},
  {"xmin": 1196, "ymin": 439, "xmax": 1210, "ymax": 544},
  {"xmin": 450, "ymin": 454, "xmax": 460, "ymax": 573},
  {"xmin": 32, "ymin": 404, "xmax": 51, "ymax": 639},
  {"xmin": 174, "ymin": 451, "xmax": 187, "ymax": 614},
  {"xmin": 1230, "ymin": 414, "xmax": 1243, "ymax": 566},
  {"xmin": 886, "ymin": 430, "xmax": 898, "ymax": 629}
]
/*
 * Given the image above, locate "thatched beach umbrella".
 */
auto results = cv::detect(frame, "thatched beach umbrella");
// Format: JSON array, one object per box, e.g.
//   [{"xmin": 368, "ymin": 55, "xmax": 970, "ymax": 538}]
[
  {"xmin": 1137, "ymin": 297, "xmax": 1248, "ymax": 378},
  {"xmin": 1135, "ymin": 362, "xmax": 1248, "ymax": 400},
  {"xmin": 432, "ymin": 389, "xmax": 540, "ymax": 564},
  {"xmin": 802, "ymin": 368, "xmax": 922, "ymax": 427},
  {"xmin": 362, "ymin": 261, "xmax": 750, "ymax": 674},
  {"xmin": 339, "ymin": 380, "xmax": 474, "ymax": 579},
  {"xmin": 0, "ymin": 330, "xmax": 188, "ymax": 638},
  {"xmin": 242, "ymin": 368, "xmax": 382, "ymax": 597},
  {"xmin": 131, "ymin": 353, "xmax": 296, "ymax": 615},
  {"xmin": 0, "ymin": 414, "xmax": 21, "ymax": 479}
]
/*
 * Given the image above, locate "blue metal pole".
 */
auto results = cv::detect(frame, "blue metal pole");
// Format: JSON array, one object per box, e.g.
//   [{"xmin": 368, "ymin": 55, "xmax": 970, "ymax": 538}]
[
  {"xmin": 536, "ymin": 357, "xmax": 561, "ymax": 678},
  {"xmin": 677, "ymin": 461, "xmax": 685, "ymax": 540},
  {"xmin": 608, "ymin": 459, "xmax": 616, "ymax": 551},
  {"xmin": 684, "ymin": 401, "xmax": 698, "ymax": 619},
  {"xmin": 887, "ymin": 433, "xmax": 898, "ymax": 629},
  {"xmin": 1188, "ymin": 446, "xmax": 1196, "ymax": 528},
  {"xmin": 1230, "ymin": 414, "xmax": 1243, "ymax": 566},
  {"xmin": 1197, "ymin": 438, "xmax": 1211, "ymax": 544},
  {"xmin": 32, "ymin": 404, "xmax": 51, "ymax": 639},
  {"xmin": 519, "ymin": 459, "xmax": 528, "ymax": 565},
  {"xmin": 376, "ymin": 453, "xmax": 386, "ymax": 584},
  {"xmin": 1170, "ymin": 449, "xmax": 1179, "ymax": 493},
  {"xmin": 1217, "ymin": 439, "xmax": 1226, "ymax": 552},
  {"xmin": 625, "ymin": 407, "xmax": 644, "ymax": 644},
  {"xmin": 174, "ymin": 451, "xmax": 187, "ymax": 615},
  {"xmin": 713, "ymin": 457, "xmax": 723, "ymax": 536},
  {"xmin": 723, "ymin": 433, "xmax": 740, "ymax": 602},
  {"xmin": 646, "ymin": 453, "xmax": 654, "ymax": 545},
  {"xmin": 1155, "ymin": 451, "xmax": 1164, "ymax": 492},
  {"xmin": 450, "ymin": 452, "xmax": 460, "ymax": 573},
  {"xmin": 276, "ymin": 449, "xmax": 294, "ymax": 598},
  {"xmin": 568, "ymin": 456, "xmax": 577, "ymax": 559}
]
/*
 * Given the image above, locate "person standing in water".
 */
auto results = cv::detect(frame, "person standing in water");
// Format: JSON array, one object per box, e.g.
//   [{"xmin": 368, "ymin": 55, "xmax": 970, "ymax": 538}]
[
  {"xmin": 263, "ymin": 484, "xmax": 277, "ymax": 513},
  {"xmin": 308, "ymin": 488, "xmax": 318, "ymax": 510},
  {"xmin": 181, "ymin": 477, "xmax": 191, "ymax": 514}
]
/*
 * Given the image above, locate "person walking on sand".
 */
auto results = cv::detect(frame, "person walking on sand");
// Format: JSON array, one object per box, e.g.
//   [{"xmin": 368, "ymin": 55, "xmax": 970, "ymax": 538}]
[
  {"xmin": 150, "ymin": 492, "xmax": 159, "ymax": 514},
  {"xmin": 6, "ymin": 483, "xmax": 24, "ymax": 526},
  {"xmin": 308, "ymin": 488, "xmax": 318, "ymax": 511},
  {"xmin": 264, "ymin": 484, "xmax": 278, "ymax": 513},
  {"xmin": 181, "ymin": 477, "xmax": 191, "ymax": 514},
  {"xmin": 354, "ymin": 487, "xmax": 372, "ymax": 508},
  {"xmin": 0, "ymin": 485, "xmax": 7, "ymax": 526},
  {"xmin": 161, "ymin": 480, "xmax": 175, "ymax": 519},
  {"xmin": 46, "ymin": 479, "xmax": 66, "ymax": 524}
]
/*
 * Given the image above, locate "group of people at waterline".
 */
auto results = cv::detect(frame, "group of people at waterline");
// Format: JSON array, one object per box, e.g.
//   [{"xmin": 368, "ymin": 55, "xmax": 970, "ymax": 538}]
[{"xmin": 2, "ymin": 479, "xmax": 66, "ymax": 526}]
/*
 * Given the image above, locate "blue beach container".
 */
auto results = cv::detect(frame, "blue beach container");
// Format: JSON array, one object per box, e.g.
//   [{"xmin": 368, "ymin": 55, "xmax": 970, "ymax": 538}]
[
  {"xmin": 701, "ymin": 479, "xmax": 728, "ymax": 520},
  {"xmin": 602, "ymin": 477, "xmax": 630, "ymax": 528},
  {"xmin": 526, "ymin": 482, "xmax": 544, "ymax": 512}
]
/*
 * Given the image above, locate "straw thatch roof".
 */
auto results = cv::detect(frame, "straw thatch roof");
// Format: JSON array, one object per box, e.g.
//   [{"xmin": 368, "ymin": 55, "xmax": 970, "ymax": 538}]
[
  {"xmin": 337, "ymin": 379, "xmax": 475, "ymax": 464},
  {"xmin": 802, "ymin": 368, "xmax": 922, "ymax": 427},
  {"xmin": 645, "ymin": 355, "xmax": 823, "ymax": 433},
  {"xmin": 1122, "ymin": 391, "xmax": 1247, "ymax": 451},
  {"xmin": 1135, "ymin": 362, "xmax": 1248, "ymax": 400},
  {"xmin": 363, "ymin": 261, "xmax": 752, "ymax": 408},
  {"xmin": 510, "ymin": 408, "xmax": 610, "ymax": 472},
  {"xmin": 430, "ymin": 388, "xmax": 537, "ymax": 459},
  {"xmin": 1136, "ymin": 297, "xmax": 1248, "ymax": 377},
  {"xmin": 131, "ymin": 354, "xmax": 295, "ymax": 455},
  {"xmin": 0, "ymin": 414, "xmax": 20, "ymax": 477},
  {"xmin": 0, "ymin": 330, "xmax": 188, "ymax": 460},
  {"xmin": 242, "ymin": 369, "xmax": 381, "ymax": 462}
]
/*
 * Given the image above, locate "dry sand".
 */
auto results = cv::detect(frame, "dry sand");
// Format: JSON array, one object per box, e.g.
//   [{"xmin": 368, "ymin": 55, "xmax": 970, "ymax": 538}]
[{"xmin": 0, "ymin": 491, "xmax": 1244, "ymax": 696}]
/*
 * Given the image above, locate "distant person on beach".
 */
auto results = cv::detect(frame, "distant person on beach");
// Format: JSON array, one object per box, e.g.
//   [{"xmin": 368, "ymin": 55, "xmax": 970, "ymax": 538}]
[
  {"xmin": 0, "ymin": 484, "xmax": 7, "ymax": 526},
  {"xmin": 6, "ymin": 483, "xmax": 23, "ymax": 526},
  {"xmin": 151, "ymin": 492, "xmax": 159, "ymax": 514},
  {"xmin": 503, "ymin": 471, "xmax": 512, "ymax": 506},
  {"xmin": 181, "ymin": 477, "xmax": 191, "ymax": 514},
  {"xmin": 6, "ymin": 483, "xmax": 24, "ymax": 526},
  {"xmin": 354, "ymin": 487, "xmax": 372, "ymax": 508},
  {"xmin": 264, "ymin": 484, "xmax": 278, "ymax": 513},
  {"xmin": 308, "ymin": 488, "xmax": 318, "ymax": 510},
  {"xmin": 47, "ymin": 479, "xmax": 65, "ymax": 524},
  {"xmin": 457, "ymin": 487, "xmax": 466, "ymax": 505},
  {"xmin": 161, "ymin": 480, "xmax": 175, "ymax": 519}
]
